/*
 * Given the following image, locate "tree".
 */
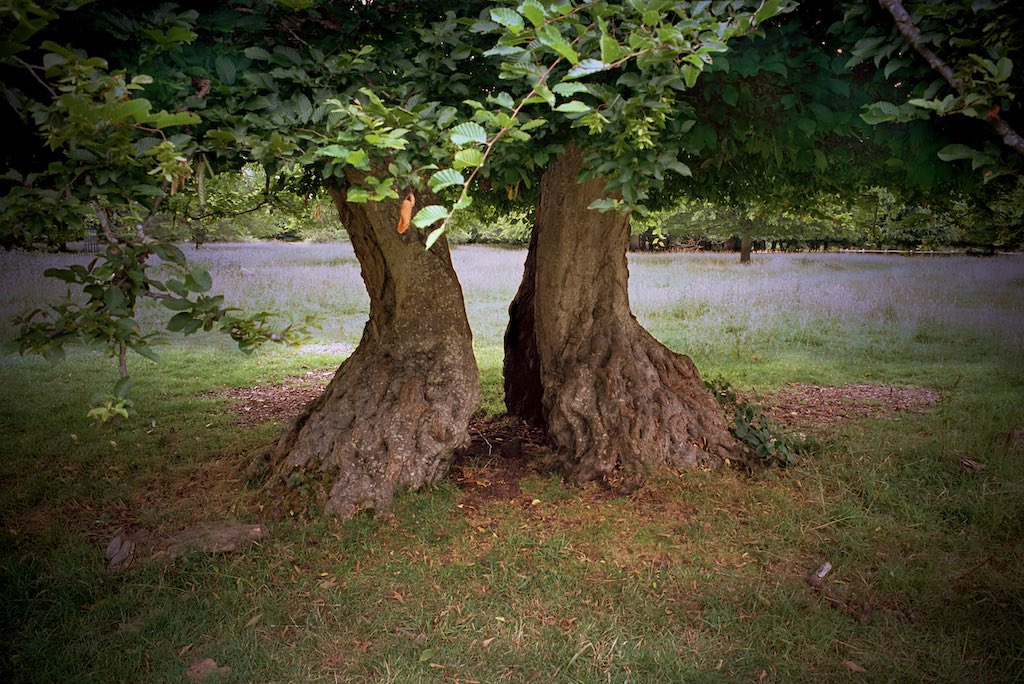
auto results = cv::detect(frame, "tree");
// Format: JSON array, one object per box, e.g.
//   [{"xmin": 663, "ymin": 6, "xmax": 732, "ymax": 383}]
[
  {"xmin": 8, "ymin": 0, "xmax": 1017, "ymax": 516},
  {"xmin": 0, "ymin": 1, "xmax": 309, "ymax": 423},
  {"xmin": 485, "ymin": 1, "xmax": 813, "ymax": 478},
  {"xmin": 128, "ymin": 1, "xmax": 491, "ymax": 516}
]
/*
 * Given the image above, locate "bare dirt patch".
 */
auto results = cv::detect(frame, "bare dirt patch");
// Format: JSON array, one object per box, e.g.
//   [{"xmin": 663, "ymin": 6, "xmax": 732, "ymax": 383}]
[
  {"xmin": 749, "ymin": 383, "xmax": 939, "ymax": 434},
  {"xmin": 210, "ymin": 369, "xmax": 335, "ymax": 426},
  {"xmin": 450, "ymin": 417, "xmax": 553, "ymax": 509},
  {"xmin": 207, "ymin": 378, "xmax": 940, "ymax": 505}
]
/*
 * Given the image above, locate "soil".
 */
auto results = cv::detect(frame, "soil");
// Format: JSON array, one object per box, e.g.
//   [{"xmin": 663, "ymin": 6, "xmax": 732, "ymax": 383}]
[
  {"xmin": 209, "ymin": 369, "xmax": 336, "ymax": 427},
  {"xmin": 450, "ymin": 417, "xmax": 553, "ymax": 510},
  {"xmin": 747, "ymin": 383, "xmax": 940, "ymax": 434},
  {"xmin": 210, "ymin": 373, "xmax": 941, "ymax": 504}
]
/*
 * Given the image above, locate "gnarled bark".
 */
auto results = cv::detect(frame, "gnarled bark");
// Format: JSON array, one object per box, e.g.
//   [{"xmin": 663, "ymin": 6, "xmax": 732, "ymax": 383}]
[
  {"xmin": 262, "ymin": 180, "xmax": 479, "ymax": 518},
  {"xmin": 505, "ymin": 144, "xmax": 741, "ymax": 484}
]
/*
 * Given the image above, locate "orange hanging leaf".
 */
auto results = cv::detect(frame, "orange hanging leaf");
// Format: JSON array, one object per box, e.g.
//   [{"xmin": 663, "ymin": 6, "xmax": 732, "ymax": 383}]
[{"xmin": 397, "ymin": 191, "xmax": 415, "ymax": 234}]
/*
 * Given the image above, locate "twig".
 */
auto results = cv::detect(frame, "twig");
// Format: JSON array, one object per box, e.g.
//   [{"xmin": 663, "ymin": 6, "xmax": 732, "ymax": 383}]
[
  {"xmin": 90, "ymin": 199, "xmax": 120, "ymax": 245},
  {"xmin": 12, "ymin": 55, "xmax": 57, "ymax": 98}
]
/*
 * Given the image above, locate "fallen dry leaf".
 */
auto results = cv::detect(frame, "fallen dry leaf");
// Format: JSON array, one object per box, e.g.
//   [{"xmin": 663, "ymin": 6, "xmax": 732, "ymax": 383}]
[
  {"xmin": 960, "ymin": 457, "xmax": 987, "ymax": 472},
  {"xmin": 186, "ymin": 657, "xmax": 231, "ymax": 682}
]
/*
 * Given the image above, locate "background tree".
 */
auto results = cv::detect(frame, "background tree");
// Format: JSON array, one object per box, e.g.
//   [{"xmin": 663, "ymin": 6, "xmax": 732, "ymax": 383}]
[{"xmin": 1, "ymin": 1, "xmax": 307, "ymax": 423}]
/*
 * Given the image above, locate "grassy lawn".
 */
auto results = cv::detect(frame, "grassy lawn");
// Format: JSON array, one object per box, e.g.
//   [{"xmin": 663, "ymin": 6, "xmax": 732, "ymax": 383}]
[{"xmin": 1, "ymin": 244, "xmax": 1022, "ymax": 682}]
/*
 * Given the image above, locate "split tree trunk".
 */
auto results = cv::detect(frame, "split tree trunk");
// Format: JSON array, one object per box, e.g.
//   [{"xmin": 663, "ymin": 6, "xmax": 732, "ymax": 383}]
[
  {"xmin": 263, "ymin": 180, "xmax": 479, "ymax": 518},
  {"xmin": 504, "ymin": 144, "xmax": 741, "ymax": 484},
  {"xmin": 503, "ymin": 225, "xmax": 545, "ymax": 428}
]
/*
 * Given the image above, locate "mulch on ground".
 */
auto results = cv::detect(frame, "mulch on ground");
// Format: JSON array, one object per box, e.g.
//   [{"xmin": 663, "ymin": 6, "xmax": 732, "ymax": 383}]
[
  {"xmin": 450, "ymin": 417, "xmax": 552, "ymax": 509},
  {"xmin": 209, "ymin": 369, "xmax": 335, "ymax": 427},
  {"xmin": 209, "ymin": 374, "xmax": 941, "ymax": 504},
  {"xmin": 747, "ymin": 382, "xmax": 940, "ymax": 434}
]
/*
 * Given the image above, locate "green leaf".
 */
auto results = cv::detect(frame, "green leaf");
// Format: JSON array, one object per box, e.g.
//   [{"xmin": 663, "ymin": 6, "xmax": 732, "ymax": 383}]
[
  {"xmin": 554, "ymin": 100, "xmax": 591, "ymax": 113},
  {"xmin": 189, "ymin": 266, "xmax": 212, "ymax": 292},
  {"xmin": 993, "ymin": 56, "xmax": 1012, "ymax": 82},
  {"xmin": 490, "ymin": 8, "xmax": 524, "ymax": 35},
  {"xmin": 565, "ymin": 59, "xmax": 611, "ymax": 80},
  {"xmin": 412, "ymin": 205, "xmax": 448, "ymax": 228},
  {"xmin": 244, "ymin": 46, "xmax": 272, "ymax": 60},
  {"xmin": 161, "ymin": 297, "xmax": 195, "ymax": 311},
  {"xmin": 153, "ymin": 242, "xmax": 186, "ymax": 265},
  {"xmin": 215, "ymin": 56, "xmax": 236, "ymax": 85},
  {"xmin": 453, "ymin": 148, "xmax": 485, "ymax": 169},
  {"xmin": 537, "ymin": 25, "xmax": 579, "ymax": 65},
  {"xmin": 346, "ymin": 149, "xmax": 369, "ymax": 170},
  {"xmin": 164, "ymin": 26, "xmax": 196, "ymax": 44},
  {"xmin": 552, "ymin": 82, "xmax": 589, "ymax": 96},
  {"xmin": 722, "ymin": 85, "xmax": 738, "ymax": 106},
  {"xmin": 42, "ymin": 52, "xmax": 66, "ymax": 70},
  {"xmin": 814, "ymin": 149, "xmax": 828, "ymax": 171},
  {"xmin": 429, "ymin": 169, "xmax": 465, "ymax": 193},
  {"xmin": 588, "ymin": 198, "xmax": 623, "ymax": 212},
  {"xmin": 44, "ymin": 267, "xmax": 78, "ymax": 283},
  {"xmin": 152, "ymin": 111, "xmax": 201, "ymax": 128},
  {"xmin": 424, "ymin": 226, "xmax": 445, "ymax": 250},
  {"xmin": 524, "ymin": 83, "xmax": 556, "ymax": 106},
  {"xmin": 755, "ymin": 0, "xmax": 783, "ymax": 24},
  {"xmin": 520, "ymin": 117, "xmax": 547, "ymax": 131},
  {"xmin": 346, "ymin": 187, "xmax": 370, "ymax": 203},
  {"xmin": 133, "ymin": 345, "xmax": 160, "ymax": 363},
  {"xmin": 110, "ymin": 99, "xmax": 152, "ymax": 122},
  {"xmin": 104, "ymin": 287, "xmax": 126, "ymax": 312},
  {"xmin": 519, "ymin": 0, "xmax": 545, "ymax": 27},
  {"xmin": 450, "ymin": 122, "xmax": 487, "ymax": 146},
  {"xmin": 681, "ymin": 64, "xmax": 701, "ymax": 88},
  {"xmin": 319, "ymin": 144, "xmax": 351, "ymax": 159},
  {"xmin": 112, "ymin": 376, "xmax": 135, "ymax": 399},
  {"xmin": 600, "ymin": 33, "xmax": 627, "ymax": 64},
  {"xmin": 167, "ymin": 311, "xmax": 199, "ymax": 333},
  {"xmin": 936, "ymin": 144, "xmax": 979, "ymax": 162},
  {"xmin": 666, "ymin": 161, "xmax": 691, "ymax": 177},
  {"xmin": 489, "ymin": 91, "xmax": 516, "ymax": 109}
]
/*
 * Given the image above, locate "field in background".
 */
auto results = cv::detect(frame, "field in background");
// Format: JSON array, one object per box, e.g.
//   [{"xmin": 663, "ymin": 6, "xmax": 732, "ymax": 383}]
[{"xmin": 1, "ymin": 243, "xmax": 1022, "ymax": 682}]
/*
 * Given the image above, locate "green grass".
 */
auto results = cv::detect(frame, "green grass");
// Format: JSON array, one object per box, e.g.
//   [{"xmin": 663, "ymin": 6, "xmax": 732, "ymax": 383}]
[{"xmin": 1, "ymin": 246, "xmax": 1023, "ymax": 682}]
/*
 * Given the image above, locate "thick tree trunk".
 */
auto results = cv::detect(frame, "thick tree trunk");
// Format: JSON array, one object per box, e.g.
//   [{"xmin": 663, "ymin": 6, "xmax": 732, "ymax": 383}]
[
  {"xmin": 740, "ymin": 233, "xmax": 752, "ymax": 264},
  {"xmin": 262, "ymin": 181, "xmax": 479, "ymax": 518},
  {"xmin": 504, "ymin": 144, "xmax": 741, "ymax": 484}
]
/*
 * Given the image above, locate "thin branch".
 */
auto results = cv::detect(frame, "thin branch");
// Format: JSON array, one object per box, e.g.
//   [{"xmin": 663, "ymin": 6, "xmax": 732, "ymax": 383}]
[
  {"xmin": 878, "ymin": 0, "xmax": 1024, "ymax": 157},
  {"xmin": 12, "ymin": 55, "xmax": 57, "ymax": 98},
  {"xmin": 189, "ymin": 195, "xmax": 273, "ymax": 222},
  {"xmin": 90, "ymin": 199, "xmax": 119, "ymax": 244}
]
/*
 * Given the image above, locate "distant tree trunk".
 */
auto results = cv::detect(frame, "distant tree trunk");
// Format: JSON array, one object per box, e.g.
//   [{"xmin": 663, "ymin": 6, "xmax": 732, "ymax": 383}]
[
  {"xmin": 261, "ymin": 178, "xmax": 479, "ymax": 518},
  {"xmin": 504, "ymin": 144, "xmax": 741, "ymax": 484},
  {"xmin": 740, "ymin": 232, "xmax": 752, "ymax": 264}
]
